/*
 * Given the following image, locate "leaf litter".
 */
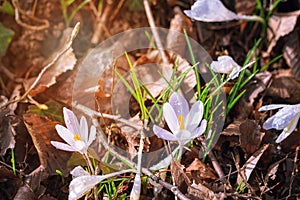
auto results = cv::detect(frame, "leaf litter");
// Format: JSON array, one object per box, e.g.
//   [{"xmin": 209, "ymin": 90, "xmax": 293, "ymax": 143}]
[{"xmin": 1, "ymin": 0, "xmax": 300, "ymax": 199}]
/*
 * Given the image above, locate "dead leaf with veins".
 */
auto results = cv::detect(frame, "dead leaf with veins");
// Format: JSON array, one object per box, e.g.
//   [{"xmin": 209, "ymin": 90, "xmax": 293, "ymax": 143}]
[{"xmin": 23, "ymin": 27, "xmax": 77, "ymax": 97}]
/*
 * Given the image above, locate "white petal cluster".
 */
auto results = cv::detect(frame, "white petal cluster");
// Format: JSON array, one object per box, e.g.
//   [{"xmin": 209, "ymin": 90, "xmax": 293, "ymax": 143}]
[
  {"xmin": 210, "ymin": 55, "xmax": 242, "ymax": 79},
  {"xmin": 259, "ymin": 103, "xmax": 300, "ymax": 143},
  {"xmin": 51, "ymin": 107, "xmax": 96, "ymax": 154},
  {"xmin": 153, "ymin": 92, "xmax": 207, "ymax": 145}
]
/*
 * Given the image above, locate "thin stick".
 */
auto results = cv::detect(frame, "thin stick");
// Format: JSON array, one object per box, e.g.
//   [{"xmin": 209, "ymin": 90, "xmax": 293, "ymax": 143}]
[
  {"xmin": 143, "ymin": 0, "xmax": 168, "ymax": 64},
  {"xmin": 1, "ymin": 23, "xmax": 80, "ymax": 109},
  {"xmin": 12, "ymin": 0, "xmax": 49, "ymax": 31},
  {"xmin": 73, "ymin": 103, "xmax": 143, "ymax": 131},
  {"xmin": 288, "ymin": 146, "xmax": 299, "ymax": 199}
]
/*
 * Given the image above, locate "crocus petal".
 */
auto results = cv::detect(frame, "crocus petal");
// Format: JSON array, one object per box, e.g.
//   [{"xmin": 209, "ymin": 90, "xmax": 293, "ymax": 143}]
[
  {"xmin": 228, "ymin": 65, "xmax": 241, "ymax": 79},
  {"xmin": 169, "ymin": 92, "xmax": 189, "ymax": 118},
  {"xmin": 80, "ymin": 116, "xmax": 88, "ymax": 143},
  {"xmin": 69, "ymin": 175, "xmax": 104, "ymax": 200},
  {"xmin": 263, "ymin": 106, "xmax": 298, "ymax": 130},
  {"xmin": 55, "ymin": 125, "xmax": 76, "ymax": 146},
  {"xmin": 211, "ymin": 56, "xmax": 240, "ymax": 75},
  {"xmin": 175, "ymin": 130, "xmax": 192, "ymax": 142},
  {"xmin": 87, "ymin": 125, "xmax": 96, "ymax": 147},
  {"xmin": 184, "ymin": 101, "xmax": 204, "ymax": 132},
  {"xmin": 63, "ymin": 107, "xmax": 80, "ymax": 135},
  {"xmin": 275, "ymin": 113, "xmax": 300, "ymax": 143},
  {"xmin": 191, "ymin": 119, "xmax": 207, "ymax": 139},
  {"xmin": 153, "ymin": 125, "xmax": 177, "ymax": 141},
  {"xmin": 258, "ymin": 104, "xmax": 288, "ymax": 112},
  {"xmin": 51, "ymin": 141, "xmax": 76, "ymax": 152},
  {"xmin": 70, "ymin": 166, "xmax": 90, "ymax": 178},
  {"xmin": 163, "ymin": 103, "xmax": 179, "ymax": 133},
  {"xmin": 74, "ymin": 141, "xmax": 87, "ymax": 153}
]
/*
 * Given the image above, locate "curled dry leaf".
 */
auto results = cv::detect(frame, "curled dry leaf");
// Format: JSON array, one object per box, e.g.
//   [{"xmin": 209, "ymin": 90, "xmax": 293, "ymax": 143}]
[
  {"xmin": 283, "ymin": 28, "xmax": 300, "ymax": 81},
  {"xmin": 239, "ymin": 119, "xmax": 265, "ymax": 156},
  {"xmin": 185, "ymin": 158, "xmax": 217, "ymax": 183},
  {"xmin": 237, "ymin": 144, "xmax": 270, "ymax": 189},
  {"xmin": 188, "ymin": 182, "xmax": 223, "ymax": 200},
  {"xmin": 23, "ymin": 113, "xmax": 71, "ymax": 176},
  {"xmin": 267, "ymin": 12, "xmax": 300, "ymax": 54},
  {"xmin": 23, "ymin": 27, "xmax": 77, "ymax": 97},
  {"xmin": 266, "ymin": 76, "xmax": 300, "ymax": 104},
  {"xmin": 0, "ymin": 85, "xmax": 21, "ymax": 155},
  {"xmin": 171, "ymin": 160, "xmax": 191, "ymax": 192}
]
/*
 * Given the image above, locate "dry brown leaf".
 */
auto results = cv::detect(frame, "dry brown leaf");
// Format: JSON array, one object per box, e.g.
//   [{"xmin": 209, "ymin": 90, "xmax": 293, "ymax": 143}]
[
  {"xmin": 266, "ymin": 76, "xmax": 300, "ymax": 104},
  {"xmin": 239, "ymin": 119, "xmax": 265, "ymax": 156},
  {"xmin": 283, "ymin": 28, "xmax": 300, "ymax": 80},
  {"xmin": 188, "ymin": 182, "xmax": 224, "ymax": 200},
  {"xmin": 23, "ymin": 113, "xmax": 71, "ymax": 176},
  {"xmin": 0, "ymin": 166, "xmax": 21, "ymax": 199},
  {"xmin": 237, "ymin": 144, "xmax": 269, "ymax": 188},
  {"xmin": 267, "ymin": 12, "xmax": 299, "ymax": 54},
  {"xmin": 234, "ymin": 71, "xmax": 272, "ymax": 118},
  {"xmin": 170, "ymin": 160, "xmax": 191, "ymax": 192},
  {"xmin": 0, "ymin": 85, "xmax": 21, "ymax": 155},
  {"xmin": 23, "ymin": 27, "xmax": 77, "ymax": 96},
  {"xmin": 185, "ymin": 158, "xmax": 217, "ymax": 183}
]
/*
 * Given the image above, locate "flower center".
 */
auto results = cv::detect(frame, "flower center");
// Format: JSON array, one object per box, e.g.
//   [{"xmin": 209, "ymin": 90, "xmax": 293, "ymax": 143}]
[
  {"xmin": 178, "ymin": 115, "xmax": 185, "ymax": 130},
  {"xmin": 74, "ymin": 133, "xmax": 81, "ymax": 141}
]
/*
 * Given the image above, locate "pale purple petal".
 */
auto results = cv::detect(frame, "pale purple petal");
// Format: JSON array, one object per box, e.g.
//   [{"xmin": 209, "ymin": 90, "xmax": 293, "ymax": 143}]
[
  {"xmin": 51, "ymin": 141, "xmax": 76, "ymax": 152},
  {"xmin": 69, "ymin": 175, "xmax": 104, "ymax": 200},
  {"xmin": 275, "ymin": 113, "xmax": 300, "ymax": 143},
  {"xmin": 153, "ymin": 125, "xmax": 177, "ymax": 141},
  {"xmin": 169, "ymin": 92, "xmax": 189, "ymax": 118},
  {"xmin": 70, "ymin": 166, "xmax": 90, "ymax": 178},
  {"xmin": 191, "ymin": 119, "xmax": 207, "ymax": 139},
  {"xmin": 175, "ymin": 130, "xmax": 192, "ymax": 142},
  {"xmin": 185, "ymin": 101, "xmax": 204, "ymax": 132},
  {"xmin": 63, "ymin": 107, "xmax": 80, "ymax": 135},
  {"xmin": 87, "ymin": 125, "xmax": 96, "ymax": 146},
  {"xmin": 55, "ymin": 125, "xmax": 76, "ymax": 146},
  {"xmin": 258, "ymin": 104, "xmax": 288, "ymax": 112},
  {"xmin": 163, "ymin": 103, "xmax": 179, "ymax": 133},
  {"xmin": 263, "ymin": 106, "xmax": 298, "ymax": 130},
  {"xmin": 80, "ymin": 116, "xmax": 88, "ymax": 143}
]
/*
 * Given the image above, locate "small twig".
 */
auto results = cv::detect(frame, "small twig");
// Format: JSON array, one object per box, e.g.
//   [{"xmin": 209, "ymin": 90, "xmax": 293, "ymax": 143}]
[
  {"xmin": 91, "ymin": 1, "xmax": 113, "ymax": 44},
  {"xmin": 0, "ymin": 63, "xmax": 23, "ymax": 83},
  {"xmin": 209, "ymin": 151, "xmax": 226, "ymax": 182},
  {"xmin": 12, "ymin": 0, "xmax": 49, "ymax": 31},
  {"xmin": 143, "ymin": 0, "xmax": 168, "ymax": 64},
  {"xmin": 109, "ymin": 0, "xmax": 125, "ymax": 21},
  {"xmin": 0, "ymin": 22, "xmax": 80, "ymax": 109},
  {"xmin": 287, "ymin": 146, "xmax": 300, "ymax": 199},
  {"xmin": 78, "ymin": 105, "xmax": 190, "ymax": 200},
  {"xmin": 73, "ymin": 103, "xmax": 143, "ymax": 131}
]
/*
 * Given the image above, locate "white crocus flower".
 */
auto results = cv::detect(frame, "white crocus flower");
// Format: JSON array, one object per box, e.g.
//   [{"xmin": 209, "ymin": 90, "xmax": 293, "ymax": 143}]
[
  {"xmin": 153, "ymin": 92, "xmax": 207, "ymax": 146},
  {"xmin": 259, "ymin": 103, "xmax": 300, "ymax": 143},
  {"xmin": 51, "ymin": 107, "xmax": 96, "ymax": 155},
  {"xmin": 210, "ymin": 55, "xmax": 241, "ymax": 79}
]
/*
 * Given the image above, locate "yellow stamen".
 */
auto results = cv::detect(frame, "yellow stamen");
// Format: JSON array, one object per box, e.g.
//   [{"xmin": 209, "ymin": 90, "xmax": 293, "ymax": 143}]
[
  {"xmin": 286, "ymin": 119, "xmax": 295, "ymax": 133},
  {"xmin": 178, "ymin": 115, "xmax": 185, "ymax": 130},
  {"xmin": 74, "ymin": 133, "xmax": 81, "ymax": 141}
]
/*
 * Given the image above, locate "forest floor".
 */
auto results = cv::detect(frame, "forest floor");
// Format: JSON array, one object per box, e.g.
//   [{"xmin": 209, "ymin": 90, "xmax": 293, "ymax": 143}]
[{"xmin": 1, "ymin": 0, "xmax": 300, "ymax": 199}]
